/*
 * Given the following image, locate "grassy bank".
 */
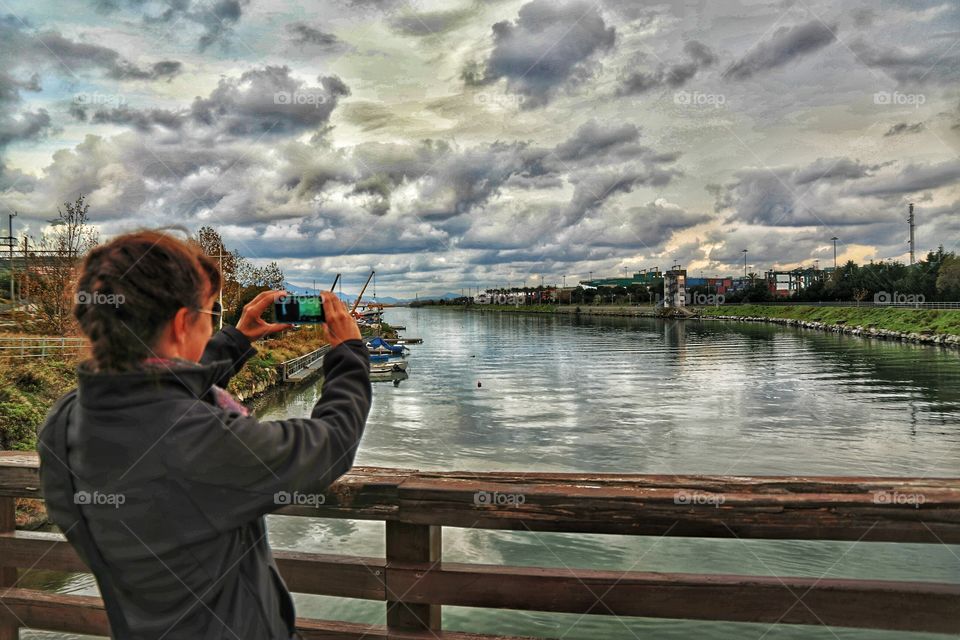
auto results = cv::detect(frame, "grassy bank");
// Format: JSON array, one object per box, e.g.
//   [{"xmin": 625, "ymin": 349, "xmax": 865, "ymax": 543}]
[
  {"xmin": 696, "ymin": 305, "xmax": 960, "ymax": 335},
  {"xmin": 0, "ymin": 328, "xmax": 328, "ymax": 452}
]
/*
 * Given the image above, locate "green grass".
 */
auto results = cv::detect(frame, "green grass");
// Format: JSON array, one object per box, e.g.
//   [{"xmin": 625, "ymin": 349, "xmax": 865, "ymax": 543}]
[
  {"xmin": 697, "ymin": 305, "xmax": 960, "ymax": 335},
  {"xmin": 0, "ymin": 358, "xmax": 77, "ymax": 452},
  {"xmin": 472, "ymin": 304, "xmax": 560, "ymax": 313}
]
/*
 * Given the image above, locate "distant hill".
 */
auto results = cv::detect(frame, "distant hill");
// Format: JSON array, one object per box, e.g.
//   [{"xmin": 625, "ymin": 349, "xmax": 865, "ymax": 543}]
[{"xmin": 282, "ymin": 281, "xmax": 408, "ymax": 305}]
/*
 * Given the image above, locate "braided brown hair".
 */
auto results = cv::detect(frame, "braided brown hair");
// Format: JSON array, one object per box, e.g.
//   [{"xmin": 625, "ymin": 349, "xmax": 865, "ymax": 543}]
[{"xmin": 73, "ymin": 231, "xmax": 222, "ymax": 372}]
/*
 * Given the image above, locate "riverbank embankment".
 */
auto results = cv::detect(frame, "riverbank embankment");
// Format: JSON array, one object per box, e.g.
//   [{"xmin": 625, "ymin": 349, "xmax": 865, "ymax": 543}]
[{"xmin": 456, "ymin": 303, "xmax": 960, "ymax": 348}]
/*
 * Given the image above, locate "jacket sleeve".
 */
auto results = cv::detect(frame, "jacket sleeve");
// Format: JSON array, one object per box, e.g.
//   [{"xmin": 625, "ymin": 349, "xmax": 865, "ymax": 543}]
[
  {"xmin": 200, "ymin": 325, "xmax": 257, "ymax": 388},
  {"xmin": 170, "ymin": 339, "xmax": 372, "ymax": 532}
]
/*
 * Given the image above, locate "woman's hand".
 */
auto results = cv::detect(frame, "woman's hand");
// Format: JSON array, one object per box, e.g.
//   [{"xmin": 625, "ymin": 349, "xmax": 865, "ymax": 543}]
[
  {"xmin": 235, "ymin": 290, "xmax": 294, "ymax": 341},
  {"xmin": 321, "ymin": 291, "xmax": 362, "ymax": 347}
]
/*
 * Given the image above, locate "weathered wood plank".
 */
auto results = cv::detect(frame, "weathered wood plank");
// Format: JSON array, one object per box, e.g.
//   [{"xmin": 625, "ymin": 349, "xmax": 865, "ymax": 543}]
[
  {"xmin": 387, "ymin": 562, "xmax": 960, "ymax": 634},
  {"xmin": 0, "ymin": 589, "xmax": 535, "ymax": 639},
  {"xmin": 0, "ymin": 531, "xmax": 387, "ymax": 600},
  {"xmin": 0, "ymin": 497, "xmax": 17, "ymax": 640},
  {"xmin": 393, "ymin": 473, "xmax": 960, "ymax": 542},
  {"xmin": 386, "ymin": 521, "xmax": 441, "ymax": 632},
  {"xmin": 3, "ymin": 451, "xmax": 959, "ymax": 541}
]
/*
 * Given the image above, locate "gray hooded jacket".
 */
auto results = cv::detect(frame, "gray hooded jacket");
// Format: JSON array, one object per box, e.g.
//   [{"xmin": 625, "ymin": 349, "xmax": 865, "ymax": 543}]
[{"xmin": 38, "ymin": 327, "xmax": 371, "ymax": 639}]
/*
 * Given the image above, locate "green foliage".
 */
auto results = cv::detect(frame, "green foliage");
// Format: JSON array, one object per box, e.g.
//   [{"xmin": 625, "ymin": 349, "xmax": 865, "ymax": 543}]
[
  {"xmin": 936, "ymin": 255, "xmax": 960, "ymax": 299},
  {"xmin": 700, "ymin": 305, "xmax": 960, "ymax": 335},
  {"xmin": 793, "ymin": 247, "xmax": 954, "ymax": 302},
  {"xmin": 0, "ymin": 358, "xmax": 77, "ymax": 451}
]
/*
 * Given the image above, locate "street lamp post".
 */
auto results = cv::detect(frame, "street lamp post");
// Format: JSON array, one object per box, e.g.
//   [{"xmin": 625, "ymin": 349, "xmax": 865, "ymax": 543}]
[
  {"xmin": 831, "ymin": 237, "xmax": 838, "ymax": 270},
  {"xmin": 8, "ymin": 212, "xmax": 16, "ymax": 302},
  {"xmin": 742, "ymin": 249, "xmax": 748, "ymax": 279}
]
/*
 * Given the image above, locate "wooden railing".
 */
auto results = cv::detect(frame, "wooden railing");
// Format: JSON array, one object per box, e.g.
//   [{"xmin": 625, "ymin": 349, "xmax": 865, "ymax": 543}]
[{"xmin": 1, "ymin": 452, "xmax": 958, "ymax": 638}]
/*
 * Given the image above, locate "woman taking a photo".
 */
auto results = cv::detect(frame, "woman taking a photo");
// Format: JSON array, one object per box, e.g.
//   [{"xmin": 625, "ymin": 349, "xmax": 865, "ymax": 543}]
[{"xmin": 38, "ymin": 230, "xmax": 371, "ymax": 640}]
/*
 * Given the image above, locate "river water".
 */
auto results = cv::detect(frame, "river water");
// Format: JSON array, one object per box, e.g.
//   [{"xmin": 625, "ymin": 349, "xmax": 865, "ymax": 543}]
[{"xmin": 30, "ymin": 307, "xmax": 960, "ymax": 639}]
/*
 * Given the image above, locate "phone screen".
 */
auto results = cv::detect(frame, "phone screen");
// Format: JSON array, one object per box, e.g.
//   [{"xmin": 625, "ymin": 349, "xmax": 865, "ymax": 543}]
[{"xmin": 274, "ymin": 295, "xmax": 326, "ymax": 324}]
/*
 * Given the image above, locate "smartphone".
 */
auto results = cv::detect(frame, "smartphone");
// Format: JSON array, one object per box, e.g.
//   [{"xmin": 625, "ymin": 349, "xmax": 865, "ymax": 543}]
[{"xmin": 274, "ymin": 294, "xmax": 326, "ymax": 324}]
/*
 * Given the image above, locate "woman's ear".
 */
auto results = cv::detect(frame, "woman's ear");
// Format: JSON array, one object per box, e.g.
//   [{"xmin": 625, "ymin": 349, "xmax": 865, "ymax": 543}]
[{"xmin": 171, "ymin": 307, "xmax": 192, "ymax": 346}]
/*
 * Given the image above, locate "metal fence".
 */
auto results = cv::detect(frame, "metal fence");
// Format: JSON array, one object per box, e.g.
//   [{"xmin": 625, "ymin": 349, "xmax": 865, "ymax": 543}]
[
  {"xmin": 279, "ymin": 345, "xmax": 331, "ymax": 381},
  {"xmin": 0, "ymin": 336, "xmax": 87, "ymax": 358}
]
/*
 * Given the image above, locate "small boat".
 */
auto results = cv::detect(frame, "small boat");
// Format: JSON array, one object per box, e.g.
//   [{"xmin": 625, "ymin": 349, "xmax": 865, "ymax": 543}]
[
  {"xmin": 384, "ymin": 337, "xmax": 423, "ymax": 345},
  {"xmin": 370, "ymin": 369, "xmax": 409, "ymax": 384},
  {"xmin": 371, "ymin": 361, "xmax": 408, "ymax": 374},
  {"xmin": 367, "ymin": 336, "xmax": 406, "ymax": 355}
]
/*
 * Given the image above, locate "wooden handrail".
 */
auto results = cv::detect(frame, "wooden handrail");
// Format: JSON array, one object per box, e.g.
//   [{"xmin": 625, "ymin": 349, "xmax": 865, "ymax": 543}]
[{"xmin": 1, "ymin": 452, "xmax": 958, "ymax": 638}]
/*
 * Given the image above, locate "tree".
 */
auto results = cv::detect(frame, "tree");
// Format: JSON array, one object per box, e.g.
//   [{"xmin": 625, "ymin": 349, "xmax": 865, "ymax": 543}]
[
  {"xmin": 29, "ymin": 195, "xmax": 99, "ymax": 333},
  {"xmin": 196, "ymin": 227, "xmax": 243, "ymax": 311},
  {"xmin": 936, "ymin": 256, "xmax": 960, "ymax": 300}
]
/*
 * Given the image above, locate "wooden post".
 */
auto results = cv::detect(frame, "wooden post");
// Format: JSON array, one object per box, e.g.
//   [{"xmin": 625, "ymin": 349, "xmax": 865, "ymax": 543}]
[
  {"xmin": 0, "ymin": 497, "xmax": 19, "ymax": 639},
  {"xmin": 385, "ymin": 521, "xmax": 441, "ymax": 632}
]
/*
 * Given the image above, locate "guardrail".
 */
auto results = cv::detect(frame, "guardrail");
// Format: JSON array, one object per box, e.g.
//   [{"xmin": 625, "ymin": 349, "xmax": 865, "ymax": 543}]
[
  {"xmin": 724, "ymin": 301, "xmax": 960, "ymax": 309},
  {"xmin": 278, "ymin": 345, "xmax": 331, "ymax": 382},
  {"xmin": 0, "ymin": 452, "xmax": 957, "ymax": 638},
  {"xmin": 0, "ymin": 337, "xmax": 87, "ymax": 359}
]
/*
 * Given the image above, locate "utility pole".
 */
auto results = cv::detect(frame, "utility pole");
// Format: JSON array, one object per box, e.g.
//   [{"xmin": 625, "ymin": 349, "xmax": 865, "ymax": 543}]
[
  {"xmin": 831, "ymin": 237, "xmax": 838, "ymax": 270},
  {"xmin": 217, "ymin": 247, "xmax": 224, "ymax": 329},
  {"xmin": 742, "ymin": 249, "xmax": 748, "ymax": 279},
  {"xmin": 8, "ymin": 212, "xmax": 16, "ymax": 302},
  {"xmin": 21, "ymin": 236, "xmax": 28, "ymax": 301},
  {"xmin": 908, "ymin": 203, "xmax": 915, "ymax": 266}
]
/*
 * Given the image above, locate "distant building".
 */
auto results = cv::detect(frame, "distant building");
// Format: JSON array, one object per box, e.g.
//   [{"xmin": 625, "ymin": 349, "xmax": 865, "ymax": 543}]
[
  {"xmin": 663, "ymin": 268, "xmax": 686, "ymax": 308},
  {"xmin": 765, "ymin": 268, "xmax": 825, "ymax": 297},
  {"xmin": 685, "ymin": 277, "xmax": 734, "ymax": 295},
  {"xmin": 582, "ymin": 268, "xmax": 662, "ymax": 288}
]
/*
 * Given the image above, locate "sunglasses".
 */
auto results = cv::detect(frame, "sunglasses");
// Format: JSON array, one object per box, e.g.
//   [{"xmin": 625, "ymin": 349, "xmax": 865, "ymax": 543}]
[{"xmin": 194, "ymin": 300, "xmax": 223, "ymax": 330}]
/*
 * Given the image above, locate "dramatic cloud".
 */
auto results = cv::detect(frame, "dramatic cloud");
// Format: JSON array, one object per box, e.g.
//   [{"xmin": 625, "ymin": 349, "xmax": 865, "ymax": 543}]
[
  {"xmin": 1, "ymin": 1, "xmax": 957, "ymax": 294},
  {"xmin": 92, "ymin": 0, "xmax": 249, "ymax": 51},
  {"xmin": 884, "ymin": 122, "xmax": 924, "ymax": 137},
  {"xmin": 724, "ymin": 20, "xmax": 836, "ymax": 80},
  {"xmin": 190, "ymin": 66, "xmax": 350, "ymax": 138},
  {"xmin": 616, "ymin": 40, "xmax": 717, "ymax": 95},
  {"xmin": 67, "ymin": 66, "xmax": 351, "ymax": 139},
  {"xmin": 0, "ymin": 15, "xmax": 181, "ymax": 81},
  {"xmin": 716, "ymin": 157, "xmax": 959, "ymax": 232},
  {"xmin": 285, "ymin": 23, "xmax": 341, "ymax": 49},
  {"xmin": 464, "ymin": 0, "xmax": 616, "ymax": 107},
  {"xmin": 389, "ymin": 8, "xmax": 473, "ymax": 37},
  {"xmin": 852, "ymin": 40, "xmax": 960, "ymax": 85}
]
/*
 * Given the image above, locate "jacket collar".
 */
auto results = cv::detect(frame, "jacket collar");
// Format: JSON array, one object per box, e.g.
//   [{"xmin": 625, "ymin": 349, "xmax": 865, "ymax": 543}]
[{"xmin": 76, "ymin": 358, "xmax": 232, "ymax": 409}]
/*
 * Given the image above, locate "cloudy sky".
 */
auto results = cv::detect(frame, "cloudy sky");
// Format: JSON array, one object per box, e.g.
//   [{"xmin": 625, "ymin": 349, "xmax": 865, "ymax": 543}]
[{"xmin": 1, "ymin": 0, "xmax": 958, "ymax": 296}]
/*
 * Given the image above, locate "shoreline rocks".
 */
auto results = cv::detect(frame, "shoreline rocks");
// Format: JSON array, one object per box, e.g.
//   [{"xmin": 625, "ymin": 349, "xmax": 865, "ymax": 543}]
[{"xmin": 700, "ymin": 314, "xmax": 960, "ymax": 349}]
